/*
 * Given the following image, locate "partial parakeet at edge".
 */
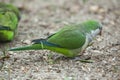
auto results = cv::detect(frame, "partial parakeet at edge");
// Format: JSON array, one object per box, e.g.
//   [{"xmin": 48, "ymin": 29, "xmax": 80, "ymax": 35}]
[
  {"xmin": 9, "ymin": 20, "xmax": 102, "ymax": 58},
  {"xmin": 0, "ymin": 2, "xmax": 20, "ymax": 42}
]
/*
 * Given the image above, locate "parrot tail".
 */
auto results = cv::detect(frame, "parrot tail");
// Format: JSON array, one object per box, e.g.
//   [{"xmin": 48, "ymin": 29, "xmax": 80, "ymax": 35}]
[
  {"xmin": 9, "ymin": 39, "xmax": 76, "ymax": 57},
  {"xmin": 9, "ymin": 39, "xmax": 61, "ymax": 51},
  {"xmin": 9, "ymin": 44, "xmax": 44, "ymax": 51}
]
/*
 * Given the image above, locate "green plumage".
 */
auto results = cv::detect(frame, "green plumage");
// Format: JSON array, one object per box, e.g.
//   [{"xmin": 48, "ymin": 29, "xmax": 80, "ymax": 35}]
[
  {"xmin": 0, "ymin": 2, "xmax": 20, "ymax": 42},
  {"xmin": 0, "ymin": 2, "xmax": 20, "ymax": 20},
  {"xmin": 9, "ymin": 20, "xmax": 102, "ymax": 57}
]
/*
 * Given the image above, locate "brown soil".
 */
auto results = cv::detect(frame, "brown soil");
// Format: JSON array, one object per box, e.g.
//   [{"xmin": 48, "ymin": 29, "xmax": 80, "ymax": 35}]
[{"xmin": 0, "ymin": 0, "xmax": 120, "ymax": 80}]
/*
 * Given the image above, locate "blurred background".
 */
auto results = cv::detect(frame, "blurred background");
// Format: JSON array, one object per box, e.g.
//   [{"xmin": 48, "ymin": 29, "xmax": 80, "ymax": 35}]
[{"xmin": 0, "ymin": 0, "xmax": 120, "ymax": 80}]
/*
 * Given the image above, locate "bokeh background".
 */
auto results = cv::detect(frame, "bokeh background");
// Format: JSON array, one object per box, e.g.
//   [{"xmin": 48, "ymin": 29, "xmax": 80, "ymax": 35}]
[{"xmin": 0, "ymin": 0, "xmax": 120, "ymax": 80}]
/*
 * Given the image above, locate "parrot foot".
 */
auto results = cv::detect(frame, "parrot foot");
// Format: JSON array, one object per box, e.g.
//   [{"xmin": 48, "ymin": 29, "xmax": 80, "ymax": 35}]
[
  {"xmin": 73, "ymin": 56, "xmax": 93, "ymax": 63},
  {"xmin": 52, "ymin": 55, "xmax": 77, "ymax": 61},
  {"xmin": 53, "ymin": 55, "xmax": 69, "ymax": 61},
  {"xmin": 48, "ymin": 54, "xmax": 93, "ymax": 63}
]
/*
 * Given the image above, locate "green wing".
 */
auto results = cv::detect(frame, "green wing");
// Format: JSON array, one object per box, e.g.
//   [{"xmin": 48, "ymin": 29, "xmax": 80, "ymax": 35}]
[
  {"xmin": 0, "ymin": 11, "xmax": 18, "ymax": 30},
  {"xmin": 0, "ymin": 3, "xmax": 20, "ymax": 42},
  {"xmin": 47, "ymin": 24, "xmax": 86, "ymax": 49},
  {"xmin": 0, "ymin": 2, "xmax": 20, "ymax": 20},
  {"xmin": 0, "ymin": 11, "xmax": 18, "ymax": 42}
]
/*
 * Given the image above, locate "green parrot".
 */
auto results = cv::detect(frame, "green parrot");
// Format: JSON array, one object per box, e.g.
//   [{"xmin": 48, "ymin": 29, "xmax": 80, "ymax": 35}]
[
  {"xmin": 9, "ymin": 20, "xmax": 102, "ymax": 57},
  {"xmin": 0, "ymin": 2, "xmax": 20, "ymax": 42},
  {"xmin": 0, "ymin": 2, "xmax": 20, "ymax": 20}
]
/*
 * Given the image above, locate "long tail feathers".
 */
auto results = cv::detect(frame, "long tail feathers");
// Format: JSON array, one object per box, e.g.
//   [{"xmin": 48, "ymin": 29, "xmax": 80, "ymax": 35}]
[
  {"xmin": 9, "ymin": 39, "xmax": 61, "ymax": 51},
  {"xmin": 9, "ymin": 43, "xmax": 45, "ymax": 51},
  {"xmin": 8, "ymin": 39, "xmax": 76, "ymax": 57}
]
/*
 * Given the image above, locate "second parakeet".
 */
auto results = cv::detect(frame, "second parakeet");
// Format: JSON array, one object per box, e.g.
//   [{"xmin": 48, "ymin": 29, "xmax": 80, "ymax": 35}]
[
  {"xmin": 0, "ymin": 2, "xmax": 20, "ymax": 42},
  {"xmin": 9, "ymin": 20, "xmax": 102, "ymax": 57}
]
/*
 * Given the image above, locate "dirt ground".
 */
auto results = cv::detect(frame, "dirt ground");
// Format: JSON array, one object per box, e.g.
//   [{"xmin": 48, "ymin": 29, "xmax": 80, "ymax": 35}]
[{"xmin": 0, "ymin": 0, "xmax": 120, "ymax": 80}]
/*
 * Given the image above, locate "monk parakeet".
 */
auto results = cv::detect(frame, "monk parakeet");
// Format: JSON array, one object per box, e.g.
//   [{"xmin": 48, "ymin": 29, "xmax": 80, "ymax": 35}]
[
  {"xmin": 0, "ymin": 2, "xmax": 20, "ymax": 20},
  {"xmin": 0, "ymin": 2, "xmax": 20, "ymax": 42},
  {"xmin": 9, "ymin": 20, "xmax": 102, "ymax": 57}
]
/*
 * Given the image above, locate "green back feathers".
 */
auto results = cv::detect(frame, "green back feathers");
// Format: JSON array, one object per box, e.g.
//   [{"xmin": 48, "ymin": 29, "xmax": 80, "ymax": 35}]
[
  {"xmin": 0, "ymin": 2, "xmax": 20, "ymax": 42},
  {"xmin": 0, "ymin": 30, "xmax": 14, "ymax": 41},
  {"xmin": 0, "ymin": 11, "xmax": 18, "ymax": 42},
  {"xmin": 0, "ymin": 2, "xmax": 20, "ymax": 20},
  {"xmin": 0, "ymin": 2, "xmax": 20, "ymax": 30},
  {"xmin": 0, "ymin": 11, "xmax": 18, "ymax": 31},
  {"xmin": 47, "ymin": 29, "xmax": 86, "ymax": 49}
]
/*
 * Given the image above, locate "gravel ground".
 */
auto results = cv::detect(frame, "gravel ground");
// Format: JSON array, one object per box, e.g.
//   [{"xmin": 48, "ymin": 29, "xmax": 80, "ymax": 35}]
[{"xmin": 0, "ymin": 0, "xmax": 120, "ymax": 80}]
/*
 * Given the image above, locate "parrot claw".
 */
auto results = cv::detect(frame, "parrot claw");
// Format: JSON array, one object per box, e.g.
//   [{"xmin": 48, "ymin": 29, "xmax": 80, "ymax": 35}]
[
  {"xmin": 53, "ymin": 55, "xmax": 70, "ymax": 61},
  {"xmin": 72, "ymin": 56, "xmax": 93, "ymax": 63},
  {"xmin": 52, "ymin": 55, "xmax": 93, "ymax": 63}
]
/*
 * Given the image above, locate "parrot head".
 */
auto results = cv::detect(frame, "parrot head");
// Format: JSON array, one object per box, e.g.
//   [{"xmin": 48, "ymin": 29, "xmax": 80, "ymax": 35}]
[
  {"xmin": 85, "ymin": 20, "xmax": 102, "ymax": 30},
  {"xmin": 83, "ymin": 20, "xmax": 103, "ymax": 35}
]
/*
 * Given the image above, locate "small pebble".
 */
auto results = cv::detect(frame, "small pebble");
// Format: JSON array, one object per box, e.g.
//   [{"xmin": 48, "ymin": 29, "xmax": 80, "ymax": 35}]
[{"xmin": 22, "ymin": 40, "xmax": 31, "ymax": 44}]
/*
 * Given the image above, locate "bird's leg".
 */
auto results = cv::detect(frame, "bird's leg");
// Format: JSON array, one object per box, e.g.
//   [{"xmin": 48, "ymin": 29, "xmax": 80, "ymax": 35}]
[
  {"xmin": 71, "ymin": 50, "xmax": 93, "ymax": 63},
  {"xmin": 0, "ymin": 45, "xmax": 10, "ymax": 60},
  {"xmin": 53, "ymin": 54, "xmax": 69, "ymax": 61},
  {"xmin": 0, "ymin": 46, "xmax": 10, "ymax": 70},
  {"xmin": 79, "ymin": 49, "xmax": 86, "ymax": 56},
  {"xmin": 88, "ymin": 41, "xmax": 94, "ymax": 46},
  {"xmin": 73, "ymin": 55, "xmax": 93, "ymax": 63}
]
